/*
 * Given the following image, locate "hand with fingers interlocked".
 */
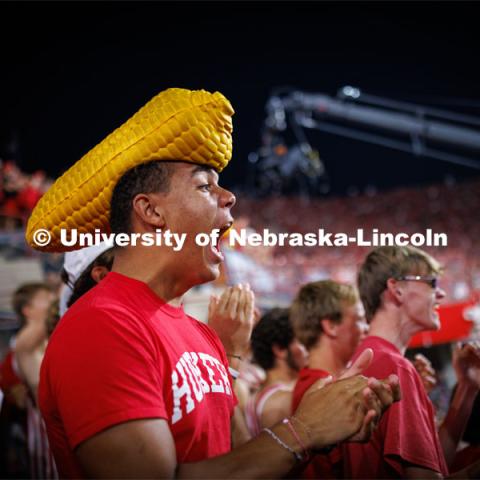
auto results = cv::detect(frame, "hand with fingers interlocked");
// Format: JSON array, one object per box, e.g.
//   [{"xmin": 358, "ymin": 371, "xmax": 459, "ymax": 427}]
[
  {"xmin": 208, "ymin": 283, "xmax": 256, "ymax": 361},
  {"xmin": 293, "ymin": 349, "xmax": 401, "ymax": 449}
]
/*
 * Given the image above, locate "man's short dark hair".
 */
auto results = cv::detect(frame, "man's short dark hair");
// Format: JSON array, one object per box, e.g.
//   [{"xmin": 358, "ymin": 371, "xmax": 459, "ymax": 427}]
[
  {"xmin": 110, "ymin": 160, "xmax": 175, "ymax": 235},
  {"xmin": 251, "ymin": 308, "xmax": 294, "ymax": 371}
]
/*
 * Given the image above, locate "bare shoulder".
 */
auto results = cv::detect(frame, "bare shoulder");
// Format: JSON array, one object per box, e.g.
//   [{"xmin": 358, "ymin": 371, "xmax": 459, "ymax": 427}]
[
  {"xmin": 260, "ymin": 388, "xmax": 293, "ymax": 428},
  {"xmin": 14, "ymin": 325, "xmax": 41, "ymax": 353},
  {"xmin": 265, "ymin": 388, "xmax": 293, "ymax": 407}
]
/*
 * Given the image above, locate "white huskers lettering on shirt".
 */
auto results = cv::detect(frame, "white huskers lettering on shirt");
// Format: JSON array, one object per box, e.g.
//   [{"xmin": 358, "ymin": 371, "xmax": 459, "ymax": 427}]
[{"xmin": 171, "ymin": 352, "xmax": 232, "ymax": 424}]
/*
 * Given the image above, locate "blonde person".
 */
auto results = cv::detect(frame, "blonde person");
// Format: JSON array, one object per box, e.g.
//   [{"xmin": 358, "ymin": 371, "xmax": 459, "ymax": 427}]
[
  {"xmin": 343, "ymin": 246, "xmax": 480, "ymax": 479},
  {"xmin": 289, "ymin": 280, "xmax": 369, "ymax": 478}
]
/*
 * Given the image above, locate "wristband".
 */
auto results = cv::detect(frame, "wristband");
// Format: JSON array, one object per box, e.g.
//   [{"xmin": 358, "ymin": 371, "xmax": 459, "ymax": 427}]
[
  {"xmin": 292, "ymin": 416, "xmax": 336, "ymax": 455},
  {"xmin": 228, "ymin": 366, "xmax": 240, "ymax": 380},
  {"xmin": 263, "ymin": 428, "xmax": 303, "ymax": 462},
  {"xmin": 282, "ymin": 418, "xmax": 311, "ymax": 461}
]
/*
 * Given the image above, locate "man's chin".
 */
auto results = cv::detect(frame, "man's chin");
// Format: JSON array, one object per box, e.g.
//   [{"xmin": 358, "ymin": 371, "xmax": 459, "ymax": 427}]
[
  {"xmin": 416, "ymin": 313, "xmax": 441, "ymax": 333},
  {"xmin": 426, "ymin": 313, "xmax": 441, "ymax": 332},
  {"xmin": 196, "ymin": 264, "xmax": 220, "ymax": 285}
]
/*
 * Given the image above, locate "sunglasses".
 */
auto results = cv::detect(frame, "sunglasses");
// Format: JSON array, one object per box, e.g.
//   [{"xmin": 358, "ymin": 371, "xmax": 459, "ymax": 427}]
[{"xmin": 395, "ymin": 275, "xmax": 439, "ymax": 289}]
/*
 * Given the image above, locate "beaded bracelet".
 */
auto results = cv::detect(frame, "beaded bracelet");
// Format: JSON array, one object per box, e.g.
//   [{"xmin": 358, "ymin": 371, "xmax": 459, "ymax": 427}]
[{"xmin": 263, "ymin": 428, "xmax": 303, "ymax": 462}]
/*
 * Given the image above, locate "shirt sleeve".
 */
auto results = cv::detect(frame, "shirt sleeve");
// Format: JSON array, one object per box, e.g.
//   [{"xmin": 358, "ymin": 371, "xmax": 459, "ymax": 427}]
[
  {"xmin": 381, "ymin": 364, "xmax": 443, "ymax": 474},
  {"xmin": 50, "ymin": 307, "xmax": 167, "ymax": 449}
]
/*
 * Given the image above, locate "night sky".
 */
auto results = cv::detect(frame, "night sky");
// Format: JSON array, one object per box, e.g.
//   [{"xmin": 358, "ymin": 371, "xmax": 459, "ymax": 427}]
[{"xmin": 1, "ymin": 1, "xmax": 479, "ymax": 196}]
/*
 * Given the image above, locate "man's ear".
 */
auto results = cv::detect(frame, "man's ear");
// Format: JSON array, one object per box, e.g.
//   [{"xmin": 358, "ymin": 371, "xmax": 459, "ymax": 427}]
[
  {"xmin": 386, "ymin": 278, "xmax": 403, "ymax": 304},
  {"xmin": 131, "ymin": 193, "xmax": 166, "ymax": 229},
  {"xmin": 90, "ymin": 266, "xmax": 110, "ymax": 284},
  {"xmin": 320, "ymin": 318, "xmax": 339, "ymax": 339},
  {"xmin": 272, "ymin": 344, "xmax": 288, "ymax": 360}
]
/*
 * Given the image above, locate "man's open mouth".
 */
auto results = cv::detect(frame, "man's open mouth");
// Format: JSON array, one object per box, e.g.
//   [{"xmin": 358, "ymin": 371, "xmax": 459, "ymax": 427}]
[{"xmin": 211, "ymin": 222, "xmax": 233, "ymax": 257}]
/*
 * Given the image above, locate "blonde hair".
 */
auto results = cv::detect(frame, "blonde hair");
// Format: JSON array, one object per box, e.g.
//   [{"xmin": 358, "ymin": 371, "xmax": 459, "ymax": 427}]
[
  {"xmin": 290, "ymin": 280, "xmax": 358, "ymax": 349},
  {"xmin": 358, "ymin": 246, "xmax": 442, "ymax": 321}
]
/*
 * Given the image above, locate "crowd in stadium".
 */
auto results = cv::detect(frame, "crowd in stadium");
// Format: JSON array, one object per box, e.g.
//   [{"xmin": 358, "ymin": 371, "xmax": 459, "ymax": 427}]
[
  {"xmin": 229, "ymin": 178, "xmax": 480, "ymax": 303},
  {"xmin": 1, "ymin": 237, "xmax": 479, "ymax": 478},
  {"xmin": 2, "ymin": 159, "xmax": 479, "ymax": 304},
  {"xmin": 0, "ymin": 155, "xmax": 480, "ymax": 478},
  {"xmin": 0, "ymin": 160, "xmax": 52, "ymax": 229},
  {"xmin": 0, "ymin": 85, "xmax": 479, "ymax": 480}
]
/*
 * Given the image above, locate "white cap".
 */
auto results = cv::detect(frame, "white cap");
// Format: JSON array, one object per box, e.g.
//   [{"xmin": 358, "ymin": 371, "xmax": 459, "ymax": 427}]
[{"xmin": 59, "ymin": 242, "xmax": 112, "ymax": 316}]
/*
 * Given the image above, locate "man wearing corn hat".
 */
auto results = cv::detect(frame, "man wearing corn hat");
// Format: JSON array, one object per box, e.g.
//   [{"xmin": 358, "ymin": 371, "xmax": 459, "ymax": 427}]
[{"xmin": 26, "ymin": 88, "xmax": 400, "ymax": 478}]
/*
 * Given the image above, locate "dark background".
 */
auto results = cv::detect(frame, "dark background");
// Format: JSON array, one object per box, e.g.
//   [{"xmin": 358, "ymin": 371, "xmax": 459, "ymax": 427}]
[{"xmin": 1, "ymin": 1, "xmax": 479, "ymax": 196}]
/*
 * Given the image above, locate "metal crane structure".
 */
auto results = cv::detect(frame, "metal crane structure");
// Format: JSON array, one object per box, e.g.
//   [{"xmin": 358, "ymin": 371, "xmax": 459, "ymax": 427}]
[{"xmin": 248, "ymin": 86, "xmax": 480, "ymax": 196}]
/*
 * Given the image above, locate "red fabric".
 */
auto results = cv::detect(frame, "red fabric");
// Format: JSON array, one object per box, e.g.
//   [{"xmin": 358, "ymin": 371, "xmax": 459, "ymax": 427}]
[
  {"xmin": 1, "ymin": 197, "xmax": 21, "ymax": 217},
  {"xmin": 291, "ymin": 368, "xmax": 341, "ymax": 479},
  {"xmin": 39, "ymin": 272, "xmax": 236, "ymax": 478},
  {"xmin": 16, "ymin": 185, "xmax": 42, "ymax": 211},
  {"xmin": 0, "ymin": 351, "xmax": 22, "ymax": 391},
  {"xmin": 291, "ymin": 367, "xmax": 330, "ymax": 413},
  {"xmin": 342, "ymin": 336, "xmax": 449, "ymax": 478}
]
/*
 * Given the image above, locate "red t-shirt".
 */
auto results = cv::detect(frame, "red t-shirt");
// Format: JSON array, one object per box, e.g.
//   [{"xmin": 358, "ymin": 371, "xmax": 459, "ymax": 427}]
[
  {"xmin": 342, "ymin": 336, "xmax": 449, "ymax": 478},
  {"xmin": 39, "ymin": 272, "xmax": 236, "ymax": 478},
  {"xmin": 291, "ymin": 367, "xmax": 330, "ymax": 413},
  {"xmin": 292, "ymin": 368, "xmax": 341, "ymax": 479},
  {"xmin": 0, "ymin": 350, "xmax": 22, "ymax": 392}
]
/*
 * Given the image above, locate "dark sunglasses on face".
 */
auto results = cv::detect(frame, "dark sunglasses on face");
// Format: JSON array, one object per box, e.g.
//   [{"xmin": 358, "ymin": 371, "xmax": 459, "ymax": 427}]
[{"xmin": 395, "ymin": 275, "xmax": 439, "ymax": 289}]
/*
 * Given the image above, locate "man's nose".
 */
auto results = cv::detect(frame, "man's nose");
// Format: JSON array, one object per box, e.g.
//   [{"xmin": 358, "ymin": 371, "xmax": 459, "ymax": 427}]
[
  {"xmin": 435, "ymin": 286, "xmax": 446, "ymax": 300},
  {"xmin": 220, "ymin": 187, "xmax": 236, "ymax": 209}
]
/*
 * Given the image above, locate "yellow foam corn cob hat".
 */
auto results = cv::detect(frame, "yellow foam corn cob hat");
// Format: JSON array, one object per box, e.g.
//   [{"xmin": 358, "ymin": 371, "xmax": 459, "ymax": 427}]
[{"xmin": 26, "ymin": 88, "xmax": 234, "ymax": 252}]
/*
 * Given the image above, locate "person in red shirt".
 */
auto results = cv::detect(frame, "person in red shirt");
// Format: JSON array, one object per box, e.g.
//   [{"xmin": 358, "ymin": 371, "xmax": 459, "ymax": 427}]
[
  {"xmin": 289, "ymin": 280, "xmax": 369, "ymax": 478},
  {"xmin": 290, "ymin": 280, "xmax": 369, "ymax": 412},
  {"xmin": 32, "ymin": 88, "xmax": 401, "ymax": 479},
  {"xmin": 342, "ymin": 245, "xmax": 480, "ymax": 479},
  {"xmin": 245, "ymin": 308, "xmax": 308, "ymax": 436}
]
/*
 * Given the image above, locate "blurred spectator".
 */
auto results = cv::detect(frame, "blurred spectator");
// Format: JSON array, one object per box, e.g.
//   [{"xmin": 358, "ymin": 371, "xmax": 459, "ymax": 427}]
[
  {"xmin": 451, "ymin": 390, "xmax": 480, "ymax": 473},
  {"xmin": 228, "ymin": 178, "xmax": 480, "ymax": 305},
  {"xmin": 289, "ymin": 280, "xmax": 369, "ymax": 479},
  {"xmin": 245, "ymin": 308, "xmax": 307, "ymax": 436},
  {"xmin": 10, "ymin": 283, "xmax": 57, "ymax": 478},
  {"xmin": 0, "ymin": 347, "xmax": 29, "ymax": 478},
  {"xmin": 1, "ymin": 161, "xmax": 50, "ymax": 228}
]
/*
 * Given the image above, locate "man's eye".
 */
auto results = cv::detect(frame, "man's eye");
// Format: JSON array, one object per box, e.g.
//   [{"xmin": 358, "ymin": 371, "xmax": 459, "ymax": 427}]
[{"xmin": 199, "ymin": 184, "xmax": 211, "ymax": 191}]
